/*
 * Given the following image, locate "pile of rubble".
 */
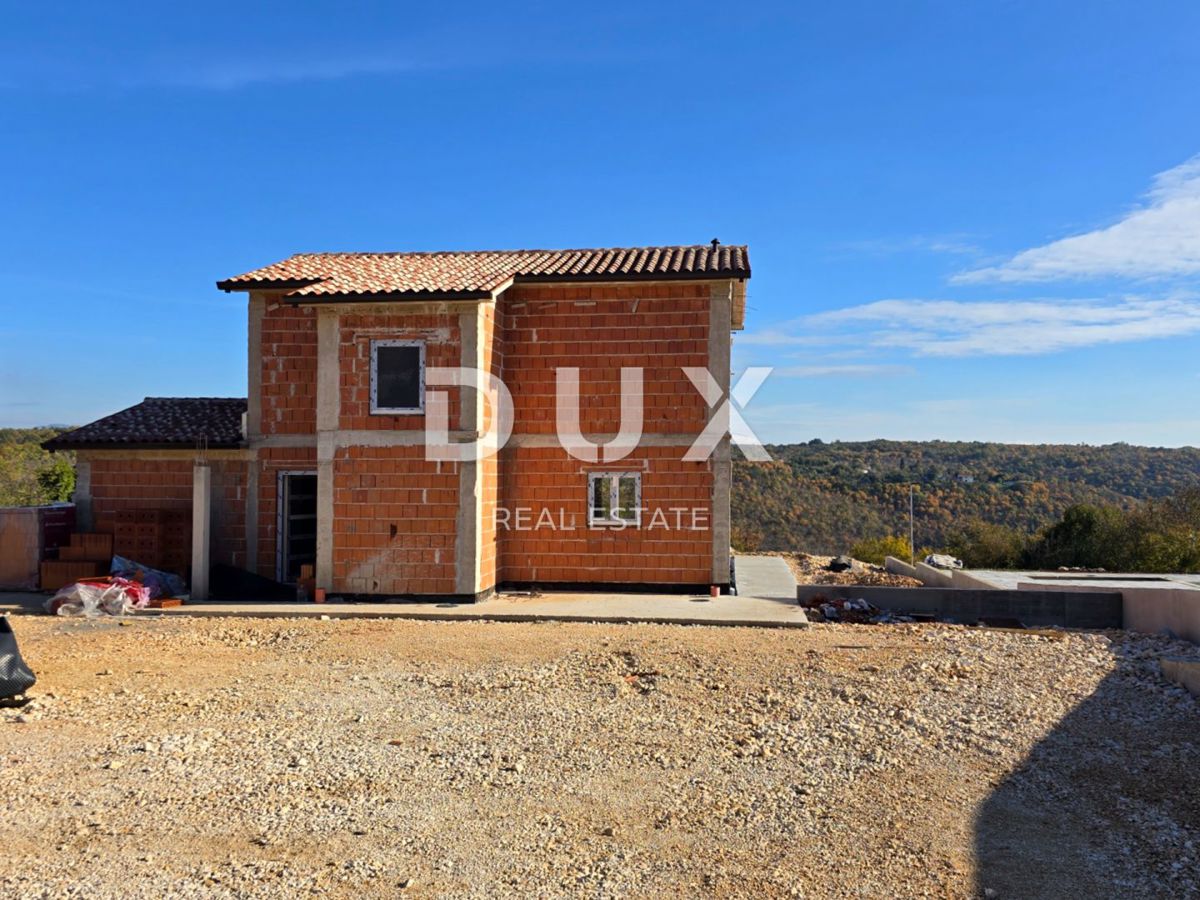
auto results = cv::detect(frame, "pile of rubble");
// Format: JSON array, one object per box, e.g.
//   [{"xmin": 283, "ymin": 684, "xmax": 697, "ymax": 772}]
[
  {"xmin": 783, "ymin": 553, "xmax": 923, "ymax": 588},
  {"xmin": 798, "ymin": 594, "xmax": 918, "ymax": 624}
]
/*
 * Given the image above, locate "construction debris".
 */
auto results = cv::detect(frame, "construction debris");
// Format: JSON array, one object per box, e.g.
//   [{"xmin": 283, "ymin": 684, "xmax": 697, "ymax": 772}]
[
  {"xmin": 780, "ymin": 553, "xmax": 924, "ymax": 588},
  {"xmin": 109, "ymin": 556, "xmax": 186, "ymax": 600},
  {"xmin": 45, "ymin": 576, "xmax": 150, "ymax": 617},
  {"xmin": 923, "ymin": 553, "xmax": 963, "ymax": 570},
  {"xmin": 799, "ymin": 594, "xmax": 917, "ymax": 624}
]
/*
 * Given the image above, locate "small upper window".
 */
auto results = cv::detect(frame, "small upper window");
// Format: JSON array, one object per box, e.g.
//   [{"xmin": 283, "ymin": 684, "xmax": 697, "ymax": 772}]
[
  {"xmin": 370, "ymin": 340, "xmax": 425, "ymax": 414},
  {"xmin": 588, "ymin": 472, "xmax": 641, "ymax": 527}
]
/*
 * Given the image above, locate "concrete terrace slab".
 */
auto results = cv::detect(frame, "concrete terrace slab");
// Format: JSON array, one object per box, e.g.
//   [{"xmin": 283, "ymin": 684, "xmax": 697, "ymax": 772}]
[
  {"xmin": 734, "ymin": 555, "xmax": 799, "ymax": 602},
  {"xmin": 963, "ymin": 570, "xmax": 1200, "ymax": 592},
  {"xmin": 1, "ymin": 590, "xmax": 809, "ymax": 629}
]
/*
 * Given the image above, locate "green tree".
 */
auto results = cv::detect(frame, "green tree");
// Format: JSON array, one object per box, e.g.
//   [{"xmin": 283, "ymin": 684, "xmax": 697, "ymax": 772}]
[
  {"xmin": 945, "ymin": 520, "xmax": 1027, "ymax": 569},
  {"xmin": 36, "ymin": 454, "xmax": 75, "ymax": 503},
  {"xmin": 1026, "ymin": 504, "xmax": 1127, "ymax": 569},
  {"xmin": 850, "ymin": 534, "xmax": 912, "ymax": 566}
]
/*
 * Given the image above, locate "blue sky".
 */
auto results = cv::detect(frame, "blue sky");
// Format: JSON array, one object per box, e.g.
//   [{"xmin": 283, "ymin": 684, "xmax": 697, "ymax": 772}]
[{"xmin": 2, "ymin": 1, "xmax": 1199, "ymax": 447}]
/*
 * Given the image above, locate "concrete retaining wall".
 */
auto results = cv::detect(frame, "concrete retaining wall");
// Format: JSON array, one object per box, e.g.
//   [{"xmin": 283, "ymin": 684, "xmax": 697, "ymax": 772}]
[
  {"xmin": 1160, "ymin": 657, "xmax": 1200, "ymax": 698},
  {"xmin": 1015, "ymin": 581, "xmax": 1200, "ymax": 643},
  {"xmin": 884, "ymin": 556, "xmax": 918, "ymax": 579},
  {"xmin": 950, "ymin": 568, "xmax": 1002, "ymax": 589},
  {"xmin": 796, "ymin": 584, "xmax": 1122, "ymax": 629},
  {"xmin": 914, "ymin": 561, "xmax": 955, "ymax": 588}
]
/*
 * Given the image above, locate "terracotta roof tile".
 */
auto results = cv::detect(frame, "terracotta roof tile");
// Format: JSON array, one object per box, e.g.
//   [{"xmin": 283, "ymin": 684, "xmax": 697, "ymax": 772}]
[
  {"xmin": 44, "ymin": 398, "xmax": 247, "ymax": 450},
  {"xmin": 217, "ymin": 244, "xmax": 749, "ymax": 299}
]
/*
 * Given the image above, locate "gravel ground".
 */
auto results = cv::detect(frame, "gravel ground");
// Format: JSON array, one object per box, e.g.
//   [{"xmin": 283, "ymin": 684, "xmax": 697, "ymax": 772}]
[{"xmin": 1, "ymin": 614, "xmax": 1197, "ymax": 899}]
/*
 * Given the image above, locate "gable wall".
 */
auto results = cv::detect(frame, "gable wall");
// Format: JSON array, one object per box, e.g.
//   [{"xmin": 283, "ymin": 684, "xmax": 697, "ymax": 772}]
[{"xmin": 499, "ymin": 283, "xmax": 711, "ymax": 435}]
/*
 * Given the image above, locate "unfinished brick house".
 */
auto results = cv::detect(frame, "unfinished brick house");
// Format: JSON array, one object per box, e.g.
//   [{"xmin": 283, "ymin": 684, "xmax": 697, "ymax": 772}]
[{"xmin": 45, "ymin": 244, "xmax": 750, "ymax": 600}]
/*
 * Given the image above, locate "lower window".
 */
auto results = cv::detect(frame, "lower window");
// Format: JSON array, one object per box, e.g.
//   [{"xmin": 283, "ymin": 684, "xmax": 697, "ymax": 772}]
[{"xmin": 588, "ymin": 472, "xmax": 641, "ymax": 527}]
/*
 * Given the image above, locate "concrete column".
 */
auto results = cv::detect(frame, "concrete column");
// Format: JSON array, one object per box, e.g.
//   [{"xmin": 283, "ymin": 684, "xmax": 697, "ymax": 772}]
[
  {"xmin": 709, "ymin": 281, "xmax": 733, "ymax": 586},
  {"xmin": 454, "ymin": 306, "xmax": 485, "ymax": 596},
  {"xmin": 314, "ymin": 308, "xmax": 340, "ymax": 592},
  {"xmin": 73, "ymin": 457, "xmax": 93, "ymax": 532},
  {"xmin": 246, "ymin": 294, "xmax": 265, "ymax": 440},
  {"xmin": 237, "ymin": 460, "xmax": 256, "ymax": 579},
  {"xmin": 711, "ymin": 437, "xmax": 731, "ymax": 585},
  {"xmin": 191, "ymin": 463, "xmax": 212, "ymax": 601}
]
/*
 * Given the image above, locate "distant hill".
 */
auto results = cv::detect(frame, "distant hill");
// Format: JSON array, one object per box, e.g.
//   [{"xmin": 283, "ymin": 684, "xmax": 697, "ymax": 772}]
[{"xmin": 732, "ymin": 440, "xmax": 1200, "ymax": 554}]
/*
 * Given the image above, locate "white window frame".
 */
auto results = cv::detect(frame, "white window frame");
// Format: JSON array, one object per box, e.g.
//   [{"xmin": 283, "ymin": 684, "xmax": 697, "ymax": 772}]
[
  {"xmin": 587, "ymin": 471, "xmax": 642, "ymax": 527},
  {"xmin": 370, "ymin": 339, "xmax": 426, "ymax": 415}
]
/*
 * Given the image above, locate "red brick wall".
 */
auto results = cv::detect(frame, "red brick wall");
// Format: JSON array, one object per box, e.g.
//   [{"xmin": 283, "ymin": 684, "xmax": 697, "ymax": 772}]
[
  {"xmin": 87, "ymin": 456, "xmax": 193, "ymax": 571},
  {"xmin": 209, "ymin": 460, "xmax": 249, "ymax": 570},
  {"xmin": 86, "ymin": 455, "xmax": 251, "ymax": 575},
  {"xmin": 496, "ymin": 446, "xmax": 713, "ymax": 585},
  {"xmin": 256, "ymin": 447, "xmax": 317, "ymax": 579},
  {"xmin": 337, "ymin": 311, "xmax": 461, "ymax": 431},
  {"xmin": 260, "ymin": 302, "xmax": 317, "ymax": 434},
  {"xmin": 500, "ymin": 284, "xmax": 710, "ymax": 436},
  {"xmin": 332, "ymin": 446, "xmax": 459, "ymax": 594}
]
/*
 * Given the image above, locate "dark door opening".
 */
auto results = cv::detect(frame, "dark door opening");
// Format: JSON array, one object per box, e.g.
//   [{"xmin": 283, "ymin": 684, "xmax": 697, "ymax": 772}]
[{"xmin": 277, "ymin": 472, "xmax": 317, "ymax": 583}]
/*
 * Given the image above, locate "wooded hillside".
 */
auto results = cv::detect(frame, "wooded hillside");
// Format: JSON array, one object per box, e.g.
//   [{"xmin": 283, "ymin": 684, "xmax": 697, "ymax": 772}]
[
  {"xmin": 0, "ymin": 427, "xmax": 74, "ymax": 507},
  {"xmin": 732, "ymin": 440, "xmax": 1200, "ymax": 554}
]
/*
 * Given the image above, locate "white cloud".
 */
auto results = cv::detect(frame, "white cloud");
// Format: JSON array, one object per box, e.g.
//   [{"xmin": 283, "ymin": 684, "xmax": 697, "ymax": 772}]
[
  {"xmin": 0, "ymin": 47, "xmax": 426, "ymax": 93},
  {"xmin": 957, "ymin": 155, "xmax": 1200, "ymax": 283},
  {"xmin": 808, "ymin": 294, "xmax": 1200, "ymax": 356},
  {"xmin": 771, "ymin": 363, "xmax": 914, "ymax": 377},
  {"xmin": 828, "ymin": 233, "xmax": 985, "ymax": 260},
  {"xmin": 118, "ymin": 56, "xmax": 421, "ymax": 91},
  {"xmin": 738, "ymin": 327, "xmax": 849, "ymax": 347}
]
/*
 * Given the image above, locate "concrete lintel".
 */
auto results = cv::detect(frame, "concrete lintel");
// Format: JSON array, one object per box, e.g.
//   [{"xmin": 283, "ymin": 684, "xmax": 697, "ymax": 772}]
[
  {"xmin": 251, "ymin": 433, "xmax": 317, "ymax": 449},
  {"xmin": 294, "ymin": 299, "xmax": 484, "ymax": 316},
  {"xmin": 316, "ymin": 432, "xmax": 337, "ymax": 464},
  {"xmin": 507, "ymin": 277, "xmax": 740, "ymax": 295},
  {"xmin": 191, "ymin": 463, "xmax": 212, "ymax": 601},
  {"xmin": 504, "ymin": 433, "xmax": 705, "ymax": 449}
]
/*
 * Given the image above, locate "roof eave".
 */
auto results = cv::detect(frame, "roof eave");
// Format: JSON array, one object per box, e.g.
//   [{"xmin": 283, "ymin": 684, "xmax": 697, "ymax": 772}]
[
  {"xmin": 511, "ymin": 269, "xmax": 749, "ymax": 285},
  {"xmin": 216, "ymin": 278, "xmax": 322, "ymax": 293},
  {"xmin": 44, "ymin": 440, "xmax": 246, "ymax": 453},
  {"xmin": 285, "ymin": 289, "xmax": 494, "ymax": 304}
]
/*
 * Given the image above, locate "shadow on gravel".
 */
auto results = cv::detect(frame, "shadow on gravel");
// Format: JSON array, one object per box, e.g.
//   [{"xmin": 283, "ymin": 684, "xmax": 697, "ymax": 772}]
[{"xmin": 974, "ymin": 653, "xmax": 1200, "ymax": 899}]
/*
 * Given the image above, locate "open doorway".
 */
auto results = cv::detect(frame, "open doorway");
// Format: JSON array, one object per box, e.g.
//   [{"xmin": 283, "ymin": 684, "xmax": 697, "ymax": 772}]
[{"xmin": 276, "ymin": 471, "xmax": 317, "ymax": 583}]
